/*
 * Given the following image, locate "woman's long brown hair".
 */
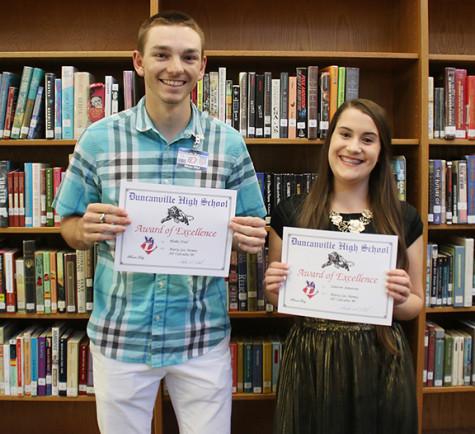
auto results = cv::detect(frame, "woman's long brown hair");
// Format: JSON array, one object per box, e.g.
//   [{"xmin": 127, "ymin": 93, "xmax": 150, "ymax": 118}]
[{"xmin": 297, "ymin": 99, "xmax": 408, "ymax": 354}]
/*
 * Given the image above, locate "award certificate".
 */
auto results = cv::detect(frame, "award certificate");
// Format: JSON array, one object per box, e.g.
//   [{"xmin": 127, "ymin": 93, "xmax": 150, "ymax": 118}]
[
  {"xmin": 114, "ymin": 181, "xmax": 236, "ymax": 277},
  {"xmin": 278, "ymin": 227, "xmax": 398, "ymax": 325}
]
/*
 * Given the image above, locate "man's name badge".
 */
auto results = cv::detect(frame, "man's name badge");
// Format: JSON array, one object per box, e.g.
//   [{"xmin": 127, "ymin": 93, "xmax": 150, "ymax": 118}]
[{"xmin": 177, "ymin": 148, "xmax": 208, "ymax": 170}]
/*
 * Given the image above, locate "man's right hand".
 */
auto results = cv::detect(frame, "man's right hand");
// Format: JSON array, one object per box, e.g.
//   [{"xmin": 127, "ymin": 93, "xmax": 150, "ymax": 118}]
[{"xmin": 60, "ymin": 203, "xmax": 131, "ymax": 250}]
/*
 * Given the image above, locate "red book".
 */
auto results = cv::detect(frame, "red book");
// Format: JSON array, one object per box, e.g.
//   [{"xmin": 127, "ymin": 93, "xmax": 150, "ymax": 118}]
[
  {"xmin": 89, "ymin": 82, "xmax": 105, "ymax": 123},
  {"xmin": 13, "ymin": 171, "xmax": 19, "ymax": 227},
  {"xmin": 78, "ymin": 337, "xmax": 89, "ymax": 395},
  {"xmin": 467, "ymin": 75, "xmax": 475, "ymax": 140},
  {"xmin": 53, "ymin": 167, "xmax": 63, "ymax": 227},
  {"xmin": 455, "ymin": 68, "xmax": 467, "ymax": 138},
  {"xmin": 18, "ymin": 171, "xmax": 25, "ymax": 227},
  {"xmin": 3, "ymin": 86, "xmax": 18, "ymax": 139},
  {"xmin": 7, "ymin": 171, "xmax": 15, "ymax": 226},
  {"xmin": 230, "ymin": 341, "xmax": 237, "ymax": 393}
]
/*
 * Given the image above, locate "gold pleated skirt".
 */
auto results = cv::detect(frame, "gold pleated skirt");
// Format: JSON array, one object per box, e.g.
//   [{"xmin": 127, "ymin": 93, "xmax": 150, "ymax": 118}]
[{"xmin": 273, "ymin": 318, "xmax": 417, "ymax": 434}]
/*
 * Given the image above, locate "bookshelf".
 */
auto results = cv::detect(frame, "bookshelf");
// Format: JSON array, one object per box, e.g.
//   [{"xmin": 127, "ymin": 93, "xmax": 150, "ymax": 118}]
[{"xmin": 1, "ymin": 0, "xmax": 474, "ymax": 433}]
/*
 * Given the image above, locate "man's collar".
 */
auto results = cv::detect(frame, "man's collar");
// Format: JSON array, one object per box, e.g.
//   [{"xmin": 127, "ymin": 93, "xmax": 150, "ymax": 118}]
[{"xmin": 135, "ymin": 97, "xmax": 204, "ymax": 148}]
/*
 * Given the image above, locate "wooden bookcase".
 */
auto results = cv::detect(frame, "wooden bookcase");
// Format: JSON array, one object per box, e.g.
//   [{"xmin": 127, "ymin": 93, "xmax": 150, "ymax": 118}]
[{"xmin": 0, "ymin": 0, "xmax": 474, "ymax": 433}]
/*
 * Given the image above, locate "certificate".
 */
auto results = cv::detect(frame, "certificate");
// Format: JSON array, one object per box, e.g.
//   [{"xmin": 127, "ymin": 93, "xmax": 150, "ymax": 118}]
[
  {"xmin": 278, "ymin": 227, "xmax": 398, "ymax": 325},
  {"xmin": 114, "ymin": 181, "xmax": 236, "ymax": 277}
]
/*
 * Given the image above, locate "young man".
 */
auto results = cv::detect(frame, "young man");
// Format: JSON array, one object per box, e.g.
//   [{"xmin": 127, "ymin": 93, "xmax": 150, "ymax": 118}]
[{"xmin": 54, "ymin": 11, "xmax": 267, "ymax": 434}]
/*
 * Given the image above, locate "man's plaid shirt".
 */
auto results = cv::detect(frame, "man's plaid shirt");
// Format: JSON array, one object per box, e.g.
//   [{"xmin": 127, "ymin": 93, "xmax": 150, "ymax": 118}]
[{"xmin": 54, "ymin": 97, "xmax": 266, "ymax": 367}]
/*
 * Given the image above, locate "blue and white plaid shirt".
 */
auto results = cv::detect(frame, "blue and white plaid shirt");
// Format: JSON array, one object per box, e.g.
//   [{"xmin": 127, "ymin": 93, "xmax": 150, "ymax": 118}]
[{"xmin": 54, "ymin": 97, "xmax": 266, "ymax": 367}]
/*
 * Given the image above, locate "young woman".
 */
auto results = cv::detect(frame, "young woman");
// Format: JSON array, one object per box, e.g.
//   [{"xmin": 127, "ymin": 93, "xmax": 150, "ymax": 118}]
[{"xmin": 264, "ymin": 99, "xmax": 423, "ymax": 434}]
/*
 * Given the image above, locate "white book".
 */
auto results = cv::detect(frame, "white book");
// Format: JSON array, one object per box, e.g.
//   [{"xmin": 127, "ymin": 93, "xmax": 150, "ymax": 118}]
[
  {"xmin": 209, "ymin": 71, "xmax": 219, "ymax": 119},
  {"xmin": 31, "ymin": 163, "xmax": 44, "ymax": 227},
  {"xmin": 218, "ymin": 67, "xmax": 226, "ymax": 122},
  {"xmin": 271, "ymin": 79, "xmax": 280, "ymax": 139},
  {"xmin": 4, "ymin": 249, "xmax": 19, "ymax": 312},
  {"xmin": 66, "ymin": 330, "xmax": 85, "ymax": 397},
  {"xmin": 428, "ymin": 76, "xmax": 434, "ymax": 139},
  {"xmin": 104, "ymin": 75, "xmax": 117, "ymax": 117},
  {"xmin": 73, "ymin": 71, "xmax": 93, "ymax": 139},
  {"xmin": 111, "ymin": 82, "xmax": 120, "ymax": 115},
  {"xmin": 3, "ymin": 343, "xmax": 10, "ymax": 395},
  {"xmin": 75, "ymin": 249, "xmax": 86, "ymax": 313},
  {"xmin": 239, "ymin": 72, "xmax": 248, "ymax": 137},
  {"xmin": 451, "ymin": 236, "xmax": 474, "ymax": 307},
  {"xmin": 51, "ymin": 322, "xmax": 68, "ymax": 396}
]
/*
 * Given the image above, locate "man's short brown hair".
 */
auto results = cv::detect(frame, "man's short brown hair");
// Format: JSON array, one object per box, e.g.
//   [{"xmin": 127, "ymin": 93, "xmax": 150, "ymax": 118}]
[{"xmin": 137, "ymin": 11, "xmax": 205, "ymax": 55}]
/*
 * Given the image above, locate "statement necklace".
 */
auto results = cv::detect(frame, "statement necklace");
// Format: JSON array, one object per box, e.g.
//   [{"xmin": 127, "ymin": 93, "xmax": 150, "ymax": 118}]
[{"xmin": 329, "ymin": 209, "xmax": 373, "ymax": 233}]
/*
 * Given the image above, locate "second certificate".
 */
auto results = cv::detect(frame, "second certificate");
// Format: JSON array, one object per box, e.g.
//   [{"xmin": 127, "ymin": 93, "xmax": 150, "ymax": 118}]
[{"xmin": 279, "ymin": 227, "xmax": 398, "ymax": 325}]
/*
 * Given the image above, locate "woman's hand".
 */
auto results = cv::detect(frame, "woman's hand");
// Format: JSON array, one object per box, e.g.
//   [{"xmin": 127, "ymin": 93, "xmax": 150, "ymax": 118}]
[
  {"xmin": 264, "ymin": 261, "xmax": 289, "ymax": 307},
  {"xmin": 386, "ymin": 269, "xmax": 412, "ymax": 306}
]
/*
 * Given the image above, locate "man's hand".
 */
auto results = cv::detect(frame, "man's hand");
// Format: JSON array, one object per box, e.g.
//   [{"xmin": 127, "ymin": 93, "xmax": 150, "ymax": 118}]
[
  {"xmin": 61, "ymin": 203, "xmax": 131, "ymax": 250},
  {"xmin": 229, "ymin": 216, "xmax": 267, "ymax": 254}
]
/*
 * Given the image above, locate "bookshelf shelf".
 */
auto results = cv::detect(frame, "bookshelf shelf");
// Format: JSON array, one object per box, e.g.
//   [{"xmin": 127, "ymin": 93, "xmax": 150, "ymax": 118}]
[
  {"xmin": 428, "ymin": 224, "xmax": 475, "ymax": 231},
  {"xmin": 425, "ymin": 307, "xmax": 475, "ymax": 314},
  {"xmin": 429, "ymin": 140, "xmax": 475, "ymax": 146},
  {"xmin": 0, "ymin": 395, "xmax": 95, "ymax": 402},
  {"xmin": 0, "ymin": 140, "xmax": 75, "ymax": 147},
  {"xmin": 423, "ymin": 387, "xmax": 475, "ymax": 395},
  {"xmin": 429, "ymin": 54, "xmax": 475, "ymax": 63},
  {"xmin": 0, "ymin": 313, "xmax": 90, "ymax": 319},
  {"xmin": 0, "ymin": 227, "xmax": 61, "ymax": 234}
]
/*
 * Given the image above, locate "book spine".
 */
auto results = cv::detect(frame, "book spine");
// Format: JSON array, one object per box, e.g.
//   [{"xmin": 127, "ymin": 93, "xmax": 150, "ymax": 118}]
[
  {"xmin": 238, "ymin": 72, "xmax": 248, "ymax": 137},
  {"xmin": 271, "ymin": 79, "xmax": 280, "ymax": 139},
  {"xmin": 61, "ymin": 66, "xmax": 76, "ymax": 139},
  {"xmin": 23, "ymin": 240, "xmax": 36, "ymax": 312},
  {"xmin": 225, "ymin": 79, "xmax": 233, "ymax": 126},
  {"xmin": 232, "ymin": 85, "xmax": 240, "ymax": 132},
  {"xmin": 20, "ymin": 68, "xmax": 44, "ymax": 138},
  {"xmin": 279, "ymin": 72, "xmax": 289, "ymax": 138},
  {"xmin": 455, "ymin": 69, "xmax": 467, "ymax": 139},
  {"xmin": 296, "ymin": 67, "xmax": 307, "ymax": 138},
  {"xmin": 35, "ymin": 251, "xmax": 44, "ymax": 313},
  {"xmin": 73, "ymin": 71, "xmax": 92, "ymax": 138},
  {"xmin": 263, "ymin": 72, "xmax": 272, "ymax": 138},
  {"xmin": 255, "ymin": 74, "xmax": 264, "ymax": 138},
  {"xmin": 218, "ymin": 67, "xmax": 226, "ymax": 122},
  {"xmin": 3, "ymin": 86, "xmax": 19, "ymax": 139},
  {"xmin": 307, "ymin": 66, "xmax": 319, "ymax": 139},
  {"xmin": 0, "ymin": 160, "xmax": 10, "ymax": 227},
  {"xmin": 45, "ymin": 73, "xmax": 56, "ymax": 139},
  {"xmin": 345, "ymin": 67, "xmax": 360, "ymax": 101},
  {"xmin": 247, "ymin": 72, "xmax": 256, "ymax": 138},
  {"xmin": 444, "ymin": 67, "xmax": 456, "ymax": 139},
  {"xmin": 10, "ymin": 66, "xmax": 33, "ymax": 139},
  {"xmin": 319, "ymin": 71, "xmax": 330, "ymax": 139}
]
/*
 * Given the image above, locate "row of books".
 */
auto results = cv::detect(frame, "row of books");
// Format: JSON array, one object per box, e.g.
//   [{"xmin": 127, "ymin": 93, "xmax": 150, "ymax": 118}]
[
  {"xmin": 192, "ymin": 66, "xmax": 360, "ymax": 139},
  {"xmin": 0, "ymin": 241, "xmax": 96, "ymax": 314},
  {"xmin": 428, "ymin": 157, "xmax": 475, "ymax": 225},
  {"xmin": 428, "ymin": 68, "xmax": 475, "ymax": 140},
  {"xmin": 0, "ymin": 160, "xmax": 65, "ymax": 228},
  {"xmin": 424, "ymin": 320, "xmax": 475, "ymax": 388},
  {"xmin": 229, "ymin": 338, "xmax": 283, "ymax": 394},
  {"xmin": 0, "ymin": 321, "xmax": 94, "ymax": 397},
  {"xmin": 426, "ymin": 238, "xmax": 475, "ymax": 308},
  {"xmin": 0, "ymin": 67, "xmax": 138, "ymax": 141}
]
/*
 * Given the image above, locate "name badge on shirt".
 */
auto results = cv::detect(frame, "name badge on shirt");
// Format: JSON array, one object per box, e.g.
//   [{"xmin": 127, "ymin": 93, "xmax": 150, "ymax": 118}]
[{"xmin": 177, "ymin": 148, "xmax": 209, "ymax": 171}]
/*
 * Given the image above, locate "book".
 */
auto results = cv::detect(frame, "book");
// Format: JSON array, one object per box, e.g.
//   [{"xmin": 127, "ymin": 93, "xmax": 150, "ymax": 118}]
[
  {"xmin": 61, "ymin": 66, "xmax": 78, "ymax": 139},
  {"xmin": 10, "ymin": 66, "xmax": 34, "ymax": 139},
  {"xmin": 20, "ymin": 67, "xmax": 45, "ymax": 138}
]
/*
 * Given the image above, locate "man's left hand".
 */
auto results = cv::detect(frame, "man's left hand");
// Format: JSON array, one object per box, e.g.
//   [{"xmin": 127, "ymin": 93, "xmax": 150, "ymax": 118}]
[{"xmin": 230, "ymin": 216, "xmax": 267, "ymax": 253}]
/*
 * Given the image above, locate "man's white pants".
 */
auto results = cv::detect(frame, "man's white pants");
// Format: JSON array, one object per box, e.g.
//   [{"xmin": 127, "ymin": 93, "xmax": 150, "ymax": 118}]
[{"xmin": 90, "ymin": 337, "xmax": 232, "ymax": 434}]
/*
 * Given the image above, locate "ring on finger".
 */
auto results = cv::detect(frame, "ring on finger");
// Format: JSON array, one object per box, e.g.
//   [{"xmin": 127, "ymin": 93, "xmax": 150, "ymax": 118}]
[{"xmin": 99, "ymin": 212, "xmax": 106, "ymax": 224}]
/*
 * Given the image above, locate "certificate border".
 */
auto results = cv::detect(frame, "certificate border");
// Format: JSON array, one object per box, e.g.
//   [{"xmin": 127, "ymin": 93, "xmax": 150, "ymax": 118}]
[
  {"xmin": 115, "ymin": 182, "xmax": 236, "ymax": 277},
  {"xmin": 279, "ymin": 227, "xmax": 397, "ymax": 325}
]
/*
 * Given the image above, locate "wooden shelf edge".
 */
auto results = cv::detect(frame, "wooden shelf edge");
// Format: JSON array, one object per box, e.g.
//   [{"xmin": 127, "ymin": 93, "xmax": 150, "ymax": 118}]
[
  {"xmin": 0, "ymin": 227, "xmax": 61, "ymax": 234},
  {"xmin": 0, "ymin": 313, "xmax": 90, "ymax": 319},
  {"xmin": 207, "ymin": 50, "xmax": 419, "ymax": 60},
  {"xmin": 429, "ymin": 54, "xmax": 475, "ymax": 63},
  {"xmin": 423, "ymin": 386, "xmax": 475, "ymax": 394},
  {"xmin": 0, "ymin": 139, "xmax": 75, "ymax": 146},
  {"xmin": 425, "ymin": 307, "xmax": 475, "ymax": 314},
  {"xmin": 429, "ymin": 139, "xmax": 475, "ymax": 146},
  {"xmin": 0, "ymin": 51, "xmax": 132, "ymax": 59},
  {"xmin": 428, "ymin": 224, "xmax": 475, "ymax": 231},
  {"xmin": 0, "ymin": 395, "xmax": 95, "ymax": 401}
]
